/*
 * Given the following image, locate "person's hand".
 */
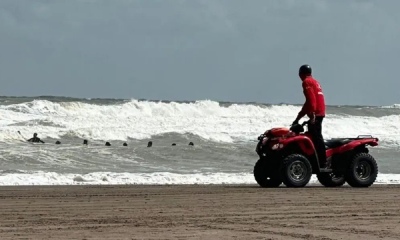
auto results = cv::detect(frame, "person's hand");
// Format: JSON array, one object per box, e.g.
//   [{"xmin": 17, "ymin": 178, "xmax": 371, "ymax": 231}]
[{"xmin": 309, "ymin": 113, "xmax": 316, "ymax": 124}]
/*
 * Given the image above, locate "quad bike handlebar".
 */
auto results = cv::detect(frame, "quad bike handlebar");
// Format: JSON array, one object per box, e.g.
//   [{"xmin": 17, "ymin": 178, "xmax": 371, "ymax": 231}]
[
  {"xmin": 257, "ymin": 120, "xmax": 310, "ymax": 141},
  {"xmin": 290, "ymin": 120, "xmax": 309, "ymax": 127},
  {"xmin": 300, "ymin": 120, "xmax": 309, "ymax": 126},
  {"xmin": 289, "ymin": 120, "xmax": 309, "ymax": 133}
]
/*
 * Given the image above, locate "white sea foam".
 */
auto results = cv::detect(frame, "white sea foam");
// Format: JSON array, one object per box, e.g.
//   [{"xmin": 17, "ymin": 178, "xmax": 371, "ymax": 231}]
[
  {"xmin": 0, "ymin": 99, "xmax": 399, "ymax": 147},
  {"xmin": 381, "ymin": 104, "xmax": 400, "ymax": 109},
  {"xmin": 0, "ymin": 171, "xmax": 398, "ymax": 186}
]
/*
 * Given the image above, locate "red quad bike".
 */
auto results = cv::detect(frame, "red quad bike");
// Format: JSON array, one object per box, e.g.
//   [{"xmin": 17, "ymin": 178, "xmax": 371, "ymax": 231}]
[{"xmin": 254, "ymin": 121, "xmax": 379, "ymax": 188}]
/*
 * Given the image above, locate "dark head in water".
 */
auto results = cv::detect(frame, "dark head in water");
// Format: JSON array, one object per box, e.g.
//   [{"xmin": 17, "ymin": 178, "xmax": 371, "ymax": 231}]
[
  {"xmin": 55, "ymin": 141, "xmax": 61, "ymax": 145},
  {"xmin": 189, "ymin": 142, "xmax": 194, "ymax": 146},
  {"xmin": 83, "ymin": 139, "xmax": 88, "ymax": 145},
  {"xmin": 172, "ymin": 143, "xmax": 176, "ymax": 146},
  {"xmin": 147, "ymin": 141, "xmax": 152, "ymax": 147},
  {"xmin": 105, "ymin": 142, "xmax": 111, "ymax": 146},
  {"xmin": 123, "ymin": 142, "xmax": 128, "ymax": 146}
]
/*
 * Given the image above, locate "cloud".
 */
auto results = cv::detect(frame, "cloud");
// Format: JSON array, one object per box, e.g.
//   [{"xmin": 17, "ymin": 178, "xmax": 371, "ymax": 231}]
[{"xmin": 0, "ymin": 0, "xmax": 399, "ymax": 105}]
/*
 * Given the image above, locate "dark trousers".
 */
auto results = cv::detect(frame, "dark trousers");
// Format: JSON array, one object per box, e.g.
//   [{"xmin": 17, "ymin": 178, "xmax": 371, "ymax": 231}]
[{"xmin": 308, "ymin": 116, "xmax": 326, "ymax": 166}]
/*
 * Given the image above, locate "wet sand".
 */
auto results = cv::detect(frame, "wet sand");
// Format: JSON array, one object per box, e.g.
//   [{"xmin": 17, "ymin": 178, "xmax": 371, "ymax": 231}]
[{"xmin": 0, "ymin": 184, "xmax": 399, "ymax": 239}]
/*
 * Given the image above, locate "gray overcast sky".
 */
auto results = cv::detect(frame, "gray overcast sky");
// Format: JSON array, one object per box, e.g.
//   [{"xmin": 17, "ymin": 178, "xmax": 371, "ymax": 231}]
[{"xmin": 0, "ymin": 0, "xmax": 399, "ymax": 106}]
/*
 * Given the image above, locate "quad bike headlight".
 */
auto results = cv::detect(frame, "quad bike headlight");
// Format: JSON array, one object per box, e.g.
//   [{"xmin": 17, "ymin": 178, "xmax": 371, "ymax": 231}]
[{"xmin": 271, "ymin": 143, "xmax": 284, "ymax": 150}]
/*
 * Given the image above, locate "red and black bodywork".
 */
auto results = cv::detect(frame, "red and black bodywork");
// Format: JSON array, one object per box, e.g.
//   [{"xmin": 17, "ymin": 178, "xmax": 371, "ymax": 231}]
[{"xmin": 255, "ymin": 121, "xmax": 379, "ymax": 174}]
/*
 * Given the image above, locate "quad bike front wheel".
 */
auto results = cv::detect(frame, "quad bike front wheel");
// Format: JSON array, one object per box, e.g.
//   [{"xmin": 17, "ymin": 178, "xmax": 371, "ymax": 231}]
[
  {"xmin": 317, "ymin": 172, "xmax": 346, "ymax": 187},
  {"xmin": 345, "ymin": 153, "xmax": 378, "ymax": 187},
  {"xmin": 281, "ymin": 154, "xmax": 312, "ymax": 188},
  {"xmin": 253, "ymin": 159, "xmax": 282, "ymax": 188}
]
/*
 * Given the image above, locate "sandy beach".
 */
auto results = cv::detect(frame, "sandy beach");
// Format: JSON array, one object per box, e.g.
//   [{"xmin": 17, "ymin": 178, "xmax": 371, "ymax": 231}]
[{"xmin": 0, "ymin": 184, "xmax": 399, "ymax": 239}]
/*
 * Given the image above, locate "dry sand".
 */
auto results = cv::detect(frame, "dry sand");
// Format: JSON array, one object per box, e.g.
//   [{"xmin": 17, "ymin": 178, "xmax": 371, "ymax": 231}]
[{"xmin": 0, "ymin": 184, "xmax": 399, "ymax": 239}]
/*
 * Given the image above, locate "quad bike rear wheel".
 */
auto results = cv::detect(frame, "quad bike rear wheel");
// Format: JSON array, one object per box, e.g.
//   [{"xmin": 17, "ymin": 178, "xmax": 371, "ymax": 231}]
[
  {"xmin": 345, "ymin": 153, "xmax": 378, "ymax": 187},
  {"xmin": 253, "ymin": 159, "xmax": 282, "ymax": 188},
  {"xmin": 281, "ymin": 154, "xmax": 312, "ymax": 188},
  {"xmin": 317, "ymin": 172, "xmax": 346, "ymax": 187}
]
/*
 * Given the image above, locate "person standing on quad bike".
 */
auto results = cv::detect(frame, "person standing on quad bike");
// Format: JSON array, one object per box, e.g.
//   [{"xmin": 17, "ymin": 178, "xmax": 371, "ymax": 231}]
[{"xmin": 292, "ymin": 64, "xmax": 328, "ymax": 168}]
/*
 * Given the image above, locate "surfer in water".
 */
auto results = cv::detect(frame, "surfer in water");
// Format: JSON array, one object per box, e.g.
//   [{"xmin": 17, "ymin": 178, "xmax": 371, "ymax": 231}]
[{"xmin": 27, "ymin": 133, "xmax": 45, "ymax": 143}]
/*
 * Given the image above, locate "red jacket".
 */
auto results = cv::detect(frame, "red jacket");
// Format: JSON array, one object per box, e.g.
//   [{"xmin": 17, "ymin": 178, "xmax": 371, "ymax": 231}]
[{"xmin": 299, "ymin": 76, "xmax": 325, "ymax": 117}]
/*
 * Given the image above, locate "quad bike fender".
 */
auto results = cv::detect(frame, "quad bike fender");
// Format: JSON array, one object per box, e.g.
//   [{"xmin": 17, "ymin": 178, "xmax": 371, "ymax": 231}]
[
  {"xmin": 329, "ymin": 138, "xmax": 379, "ymax": 155},
  {"xmin": 278, "ymin": 136, "xmax": 315, "ymax": 156}
]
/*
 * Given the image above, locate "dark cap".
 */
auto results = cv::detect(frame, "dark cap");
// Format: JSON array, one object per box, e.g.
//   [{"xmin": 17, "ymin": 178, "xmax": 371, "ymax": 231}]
[{"xmin": 299, "ymin": 64, "xmax": 312, "ymax": 75}]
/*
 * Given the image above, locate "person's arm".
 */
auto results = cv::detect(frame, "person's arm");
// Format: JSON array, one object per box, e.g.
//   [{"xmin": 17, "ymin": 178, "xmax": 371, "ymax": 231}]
[{"xmin": 295, "ymin": 80, "xmax": 316, "ymax": 122}]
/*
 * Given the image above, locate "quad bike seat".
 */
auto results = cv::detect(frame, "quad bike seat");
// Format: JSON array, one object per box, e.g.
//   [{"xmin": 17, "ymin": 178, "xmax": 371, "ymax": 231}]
[{"xmin": 324, "ymin": 138, "xmax": 353, "ymax": 149}]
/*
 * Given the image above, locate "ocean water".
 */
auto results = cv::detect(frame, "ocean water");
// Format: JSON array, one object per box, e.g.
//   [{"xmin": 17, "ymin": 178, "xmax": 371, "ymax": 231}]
[{"xmin": 0, "ymin": 96, "xmax": 399, "ymax": 185}]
